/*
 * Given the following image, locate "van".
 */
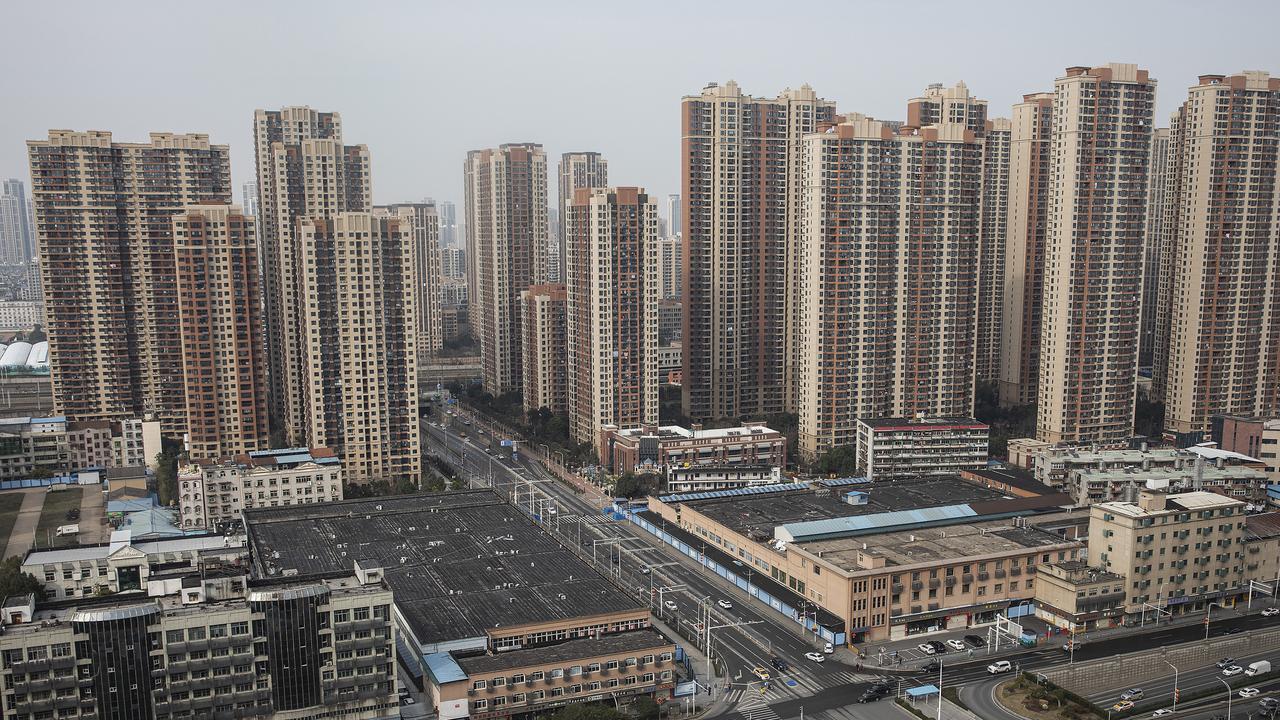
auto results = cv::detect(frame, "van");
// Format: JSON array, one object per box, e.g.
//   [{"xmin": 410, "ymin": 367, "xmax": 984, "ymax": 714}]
[
  {"xmin": 1246, "ymin": 660, "xmax": 1271, "ymax": 676},
  {"xmin": 55, "ymin": 524, "xmax": 79, "ymax": 537}
]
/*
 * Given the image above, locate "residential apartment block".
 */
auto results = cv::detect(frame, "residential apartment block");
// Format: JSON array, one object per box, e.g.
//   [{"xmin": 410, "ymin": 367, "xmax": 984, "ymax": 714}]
[
  {"xmin": 1156, "ymin": 72, "xmax": 1280, "ymax": 437},
  {"xmin": 655, "ymin": 235, "xmax": 682, "ymax": 300},
  {"xmin": 797, "ymin": 116, "xmax": 982, "ymax": 460},
  {"xmin": 999, "ymin": 93, "xmax": 1054, "ymax": 408},
  {"xmin": 27, "ymin": 131, "xmax": 231, "ymax": 433},
  {"xmin": 173, "ymin": 205, "xmax": 268, "ymax": 460},
  {"xmin": 565, "ymin": 188, "xmax": 659, "ymax": 446},
  {"xmin": 1037, "ymin": 64, "xmax": 1157, "ymax": 444},
  {"xmin": 253, "ymin": 107, "xmax": 371, "ymax": 446},
  {"xmin": 465, "ymin": 144, "xmax": 549, "ymax": 396},
  {"xmin": 1139, "ymin": 128, "xmax": 1171, "ymax": 370},
  {"xmin": 0, "ymin": 179, "xmax": 35, "ymax": 265},
  {"xmin": 296, "ymin": 213, "xmax": 420, "ymax": 484},
  {"xmin": 380, "ymin": 202, "xmax": 443, "ymax": 361},
  {"xmin": 1214, "ymin": 415, "xmax": 1280, "ymax": 485},
  {"xmin": 854, "ymin": 417, "xmax": 989, "ymax": 482},
  {"xmin": 1089, "ymin": 489, "xmax": 1247, "ymax": 617},
  {"xmin": 556, "ymin": 152, "xmax": 608, "ymax": 283},
  {"xmin": 681, "ymin": 82, "xmax": 836, "ymax": 421},
  {"xmin": 0, "ymin": 301, "xmax": 43, "ymax": 329},
  {"xmin": 519, "ymin": 284, "xmax": 567, "ymax": 415},
  {"xmin": 0, "ymin": 569, "xmax": 397, "ymax": 720},
  {"xmin": 441, "ymin": 246, "xmax": 465, "ymax": 279},
  {"xmin": 977, "ymin": 118, "xmax": 1011, "ymax": 387},
  {"xmin": 0, "ymin": 416, "xmax": 160, "ymax": 479},
  {"xmin": 178, "ymin": 447, "xmax": 343, "ymax": 531}
]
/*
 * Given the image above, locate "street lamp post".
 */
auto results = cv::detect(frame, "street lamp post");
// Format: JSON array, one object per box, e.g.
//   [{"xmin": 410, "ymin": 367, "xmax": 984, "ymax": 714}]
[
  {"xmin": 1206, "ymin": 601, "xmax": 1224, "ymax": 641},
  {"xmin": 1163, "ymin": 659, "xmax": 1178, "ymax": 712},
  {"xmin": 1216, "ymin": 677, "xmax": 1232, "ymax": 720}
]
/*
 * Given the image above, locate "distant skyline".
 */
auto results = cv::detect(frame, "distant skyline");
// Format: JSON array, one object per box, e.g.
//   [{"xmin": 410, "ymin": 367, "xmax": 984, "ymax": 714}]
[{"xmin": 4, "ymin": 0, "xmax": 1279, "ymax": 211}]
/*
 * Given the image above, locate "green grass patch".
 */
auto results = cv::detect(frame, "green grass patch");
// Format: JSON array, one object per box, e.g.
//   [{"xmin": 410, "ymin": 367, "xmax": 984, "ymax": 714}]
[
  {"xmin": 0, "ymin": 493, "xmax": 26, "ymax": 550},
  {"xmin": 32, "ymin": 486, "xmax": 84, "ymax": 549}
]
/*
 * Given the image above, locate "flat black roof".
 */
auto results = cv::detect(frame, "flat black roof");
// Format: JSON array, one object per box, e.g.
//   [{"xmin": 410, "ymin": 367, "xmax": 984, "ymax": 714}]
[
  {"xmin": 687, "ymin": 477, "xmax": 1005, "ymax": 539},
  {"xmin": 245, "ymin": 491, "xmax": 643, "ymax": 645},
  {"xmin": 456, "ymin": 629, "xmax": 671, "ymax": 674},
  {"xmin": 963, "ymin": 466, "xmax": 1056, "ymax": 496}
]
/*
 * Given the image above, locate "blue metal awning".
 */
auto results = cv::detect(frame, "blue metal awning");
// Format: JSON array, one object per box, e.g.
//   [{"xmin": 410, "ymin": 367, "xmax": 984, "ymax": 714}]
[{"xmin": 906, "ymin": 684, "xmax": 939, "ymax": 698}]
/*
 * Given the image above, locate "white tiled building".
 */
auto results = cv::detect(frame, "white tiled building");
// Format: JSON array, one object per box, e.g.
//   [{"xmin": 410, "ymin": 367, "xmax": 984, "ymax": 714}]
[{"xmin": 179, "ymin": 447, "xmax": 343, "ymax": 531}]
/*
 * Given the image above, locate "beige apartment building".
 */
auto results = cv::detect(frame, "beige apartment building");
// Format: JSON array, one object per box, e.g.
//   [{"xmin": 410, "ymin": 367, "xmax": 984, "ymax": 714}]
[
  {"xmin": 797, "ymin": 116, "xmax": 982, "ymax": 460},
  {"xmin": 178, "ymin": 447, "xmax": 343, "ymax": 531},
  {"xmin": 681, "ymin": 81, "xmax": 836, "ymax": 422},
  {"xmin": 173, "ymin": 204, "xmax": 268, "ymax": 460},
  {"xmin": 465, "ymin": 144, "xmax": 549, "ymax": 396},
  {"xmin": 655, "ymin": 235, "xmax": 682, "ymax": 300},
  {"xmin": 999, "ymin": 92, "xmax": 1054, "ymax": 408},
  {"xmin": 1140, "ymin": 128, "xmax": 1171, "ymax": 371},
  {"xmin": 565, "ymin": 188, "xmax": 659, "ymax": 446},
  {"xmin": 297, "ymin": 213, "xmax": 420, "ymax": 484},
  {"xmin": 381, "ymin": 202, "xmax": 444, "ymax": 362},
  {"xmin": 906, "ymin": 81, "xmax": 989, "ymax": 133},
  {"xmin": 556, "ymin": 152, "xmax": 608, "ymax": 283},
  {"xmin": 519, "ymin": 283, "xmax": 567, "ymax": 415},
  {"xmin": 1089, "ymin": 489, "xmax": 1247, "ymax": 616},
  {"xmin": 27, "ymin": 131, "xmax": 231, "ymax": 433},
  {"xmin": 1037, "ymin": 64, "xmax": 1157, "ymax": 444},
  {"xmin": 253, "ymin": 107, "xmax": 371, "ymax": 446},
  {"xmin": 1157, "ymin": 72, "xmax": 1280, "ymax": 437},
  {"xmin": 977, "ymin": 118, "xmax": 1011, "ymax": 387}
]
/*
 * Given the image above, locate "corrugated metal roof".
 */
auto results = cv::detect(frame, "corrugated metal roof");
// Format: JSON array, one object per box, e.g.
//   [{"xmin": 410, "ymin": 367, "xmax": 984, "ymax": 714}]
[
  {"xmin": 658, "ymin": 482, "xmax": 809, "ymax": 504},
  {"xmin": 776, "ymin": 504, "xmax": 977, "ymax": 542},
  {"xmin": 818, "ymin": 477, "xmax": 870, "ymax": 487},
  {"xmin": 424, "ymin": 651, "xmax": 468, "ymax": 684}
]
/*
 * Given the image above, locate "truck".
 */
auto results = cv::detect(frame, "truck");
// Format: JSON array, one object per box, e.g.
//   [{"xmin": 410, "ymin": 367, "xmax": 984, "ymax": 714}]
[
  {"xmin": 55, "ymin": 524, "xmax": 79, "ymax": 537},
  {"xmin": 1245, "ymin": 660, "xmax": 1271, "ymax": 676}
]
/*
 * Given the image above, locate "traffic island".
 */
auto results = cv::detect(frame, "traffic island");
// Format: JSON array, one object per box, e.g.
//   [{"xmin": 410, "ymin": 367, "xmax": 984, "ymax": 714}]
[{"xmin": 993, "ymin": 675, "xmax": 1097, "ymax": 720}]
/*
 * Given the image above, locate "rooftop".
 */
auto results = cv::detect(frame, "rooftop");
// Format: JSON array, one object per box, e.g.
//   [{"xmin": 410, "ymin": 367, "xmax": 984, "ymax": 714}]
[
  {"xmin": 1038, "ymin": 560, "xmax": 1124, "ymax": 584},
  {"xmin": 610, "ymin": 423, "xmax": 781, "ymax": 442},
  {"xmin": 1246, "ymin": 512, "xmax": 1280, "ymax": 541},
  {"xmin": 1094, "ymin": 490, "xmax": 1245, "ymax": 518},
  {"xmin": 23, "ymin": 532, "xmax": 244, "ymax": 566},
  {"xmin": 244, "ymin": 491, "xmax": 643, "ymax": 645},
  {"xmin": 1070, "ymin": 464, "xmax": 1267, "ymax": 483},
  {"xmin": 858, "ymin": 416, "xmax": 988, "ymax": 431},
  {"xmin": 454, "ymin": 629, "xmax": 672, "ymax": 675},
  {"xmin": 795, "ymin": 522, "xmax": 1073, "ymax": 572},
  {"xmin": 962, "ymin": 466, "xmax": 1057, "ymax": 496}
]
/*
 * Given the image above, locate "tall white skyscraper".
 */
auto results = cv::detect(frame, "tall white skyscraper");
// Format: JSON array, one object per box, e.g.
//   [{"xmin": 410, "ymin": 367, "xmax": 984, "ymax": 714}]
[
  {"xmin": 0, "ymin": 179, "xmax": 34, "ymax": 265},
  {"xmin": 666, "ymin": 193, "xmax": 680, "ymax": 237},
  {"xmin": 241, "ymin": 180, "xmax": 259, "ymax": 218}
]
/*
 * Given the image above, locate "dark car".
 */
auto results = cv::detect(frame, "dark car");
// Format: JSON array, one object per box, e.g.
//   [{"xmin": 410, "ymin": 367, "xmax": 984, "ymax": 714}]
[
  {"xmin": 927, "ymin": 640, "xmax": 947, "ymax": 654},
  {"xmin": 769, "ymin": 657, "xmax": 788, "ymax": 672},
  {"xmin": 964, "ymin": 634, "xmax": 986, "ymax": 647},
  {"xmin": 920, "ymin": 660, "xmax": 942, "ymax": 674},
  {"xmin": 858, "ymin": 687, "xmax": 891, "ymax": 703},
  {"xmin": 1222, "ymin": 627, "xmax": 1243, "ymax": 635},
  {"xmin": 65, "ymin": 508, "xmax": 80, "ymax": 521}
]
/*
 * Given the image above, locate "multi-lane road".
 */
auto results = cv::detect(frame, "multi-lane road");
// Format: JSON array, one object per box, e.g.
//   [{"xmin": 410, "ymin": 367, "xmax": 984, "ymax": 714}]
[{"xmin": 424, "ymin": 411, "xmax": 1280, "ymax": 720}]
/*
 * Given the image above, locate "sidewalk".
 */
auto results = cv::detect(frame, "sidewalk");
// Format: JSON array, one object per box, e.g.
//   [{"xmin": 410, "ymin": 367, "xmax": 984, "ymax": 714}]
[{"xmin": 648, "ymin": 615, "xmax": 732, "ymax": 717}]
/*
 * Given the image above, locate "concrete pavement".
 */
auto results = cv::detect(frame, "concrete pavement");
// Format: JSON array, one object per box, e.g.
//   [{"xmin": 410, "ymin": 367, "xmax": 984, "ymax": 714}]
[
  {"xmin": 3, "ymin": 488, "xmax": 44, "ymax": 559},
  {"xmin": 79, "ymin": 486, "xmax": 106, "ymax": 544}
]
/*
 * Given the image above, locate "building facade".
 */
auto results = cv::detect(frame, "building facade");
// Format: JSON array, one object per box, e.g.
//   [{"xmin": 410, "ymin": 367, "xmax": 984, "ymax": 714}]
[
  {"xmin": 665, "ymin": 464, "xmax": 782, "ymax": 494},
  {"xmin": 173, "ymin": 205, "xmax": 269, "ymax": 460},
  {"xmin": 0, "ymin": 302, "xmax": 42, "ymax": 329},
  {"xmin": 565, "ymin": 188, "xmax": 659, "ymax": 446},
  {"xmin": 797, "ymin": 117, "xmax": 982, "ymax": 460},
  {"xmin": 441, "ymin": 247, "xmax": 465, "ymax": 280},
  {"xmin": 598, "ymin": 422, "xmax": 786, "ymax": 474},
  {"xmin": 556, "ymin": 152, "xmax": 608, "ymax": 284},
  {"xmin": 178, "ymin": 448, "xmax": 343, "ymax": 531},
  {"xmin": 0, "ymin": 571, "xmax": 396, "ymax": 720},
  {"xmin": 296, "ymin": 214, "xmax": 420, "ymax": 484},
  {"xmin": 381, "ymin": 202, "xmax": 443, "ymax": 361},
  {"xmin": 465, "ymin": 144, "xmax": 549, "ymax": 396},
  {"xmin": 253, "ymin": 107, "xmax": 371, "ymax": 447},
  {"xmin": 27, "ymin": 131, "xmax": 231, "ymax": 433},
  {"xmin": 681, "ymin": 82, "xmax": 836, "ymax": 421},
  {"xmin": 977, "ymin": 118, "xmax": 1011, "ymax": 387},
  {"xmin": 1157, "ymin": 72, "xmax": 1280, "ymax": 437},
  {"xmin": 655, "ymin": 235, "xmax": 682, "ymax": 301},
  {"xmin": 0, "ymin": 179, "xmax": 34, "ymax": 265},
  {"xmin": 1089, "ymin": 489, "xmax": 1247, "ymax": 617},
  {"xmin": 519, "ymin": 284, "xmax": 567, "ymax": 415},
  {"xmin": 1037, "ymin": 65, "xmax": 1157, "ymax": 444},
  {"xmin": 854, "ymin": 417, "xmax": 990, "ymax": 482},
  {"xmin": 1139, "ymin": 128, "xmax": 1171, "ymax": 370}
]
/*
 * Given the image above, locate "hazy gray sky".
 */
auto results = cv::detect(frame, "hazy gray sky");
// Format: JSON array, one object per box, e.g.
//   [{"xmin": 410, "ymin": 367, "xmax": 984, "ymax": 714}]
[{"xmin": 4, "ymin": 0, "xmax": 1279, "ymax": 213}]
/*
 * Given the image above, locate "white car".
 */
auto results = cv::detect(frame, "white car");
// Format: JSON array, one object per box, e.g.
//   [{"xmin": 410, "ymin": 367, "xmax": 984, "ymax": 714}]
[
  {"xmin": 804, "ymin": 652, "xmax": 826, "ymax": 663},
  {"xmin": 1240, "ymin": 687, "xmax": 1261, "ymax": 699},
  {"xmin": 1150, "ymin": 710, "xmax": 1173, "ymax": 718},
  {"xmin": 917, "ymin": 643, "xmax": 937, "ymax": 655},
  {"xmin": 987, "ymin": 660, "xmax": 1012, "ymax": 674},
  {"xmin": 1263, "ymin": 607, "xmax": 1280, "ymax": 617},
  {"xmin": 824, "ymin": 642, "xmax": 834, "ymax": 654},
  {"xmin": 945, "ymin": 639, "xmax": 967, "ymax": 652},
  {"xmin": 718, "ymin": 600, "xmax": 733, "ymax": 609},
  {"xmin": 1223, "ymin": 665, "xmax": 1245, "ymax": 676},
  {"xmin": 663, "ymin": 600, "xmax": 678, "ymax": 611}
]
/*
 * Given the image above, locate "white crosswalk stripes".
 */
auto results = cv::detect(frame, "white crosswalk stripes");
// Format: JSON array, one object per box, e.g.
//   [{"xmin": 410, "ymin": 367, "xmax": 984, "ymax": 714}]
[{"xmin": 737, "ymin": 691, "xmax": 781, "ymax": 720}]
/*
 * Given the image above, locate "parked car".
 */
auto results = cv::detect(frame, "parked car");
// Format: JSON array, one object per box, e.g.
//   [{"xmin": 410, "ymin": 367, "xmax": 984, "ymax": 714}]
[
  {"xmin": 752, "ymin": 667, "xmax": 771, "ymax": 681},
  {"xmin": 917, "ymin": 643, "xmax": 937, "ymax": 656},
  {"xmin": 964, "ymin": 634, "xmax": 986, "ymax": 647},
  {"xmin": 823, "ymin": 642, "xmax": 834, "ymax": 654},
  {"xmin": 718, "ymin": 599, "xmax": 733, "ymax": 609},
  {"xmin": 1223, "ymin": 665, "xmax": 1245, "ymax": 677},
  {"xmin": 1217, "ymin": 657, "xmax": 1236, "ymax": 668},
  {"xmin": 945, "ymin": 639, "xmax": 967, "ymax": 652},
  {"xmin": 65, "ymin": 508, "xmax": 80, "ymax": 521},
  {"xmin": 987, "ymin": 660, "xmax": 1012, "ymax": 675},
  {"xmin": 1240, "ymin": 688, "xmax": 1261, "ymax": 699},
  {"xmin": 804, "ymin": 652, "xmax": 825, "ymax": 663},
  {"xmin": 927, "ymin": 640, "xmax": 947, "ymax": 654},
  {"xmin": 1120, "ymin": 689, "xmax": 1144, "ymax": 701}
]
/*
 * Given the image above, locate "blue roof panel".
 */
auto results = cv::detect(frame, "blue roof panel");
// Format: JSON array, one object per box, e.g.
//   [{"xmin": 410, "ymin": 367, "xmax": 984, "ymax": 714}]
[
  {"xmin": 658, "ymin": 482, "xmax": 808, "ymax": 504},
  {"xmin": 424, "ymin": 652, "xmax": 468, "ymax": 684},
  {"xmin": 777, "ymin": 504, "xmax": 978, "ymax": 542}
]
